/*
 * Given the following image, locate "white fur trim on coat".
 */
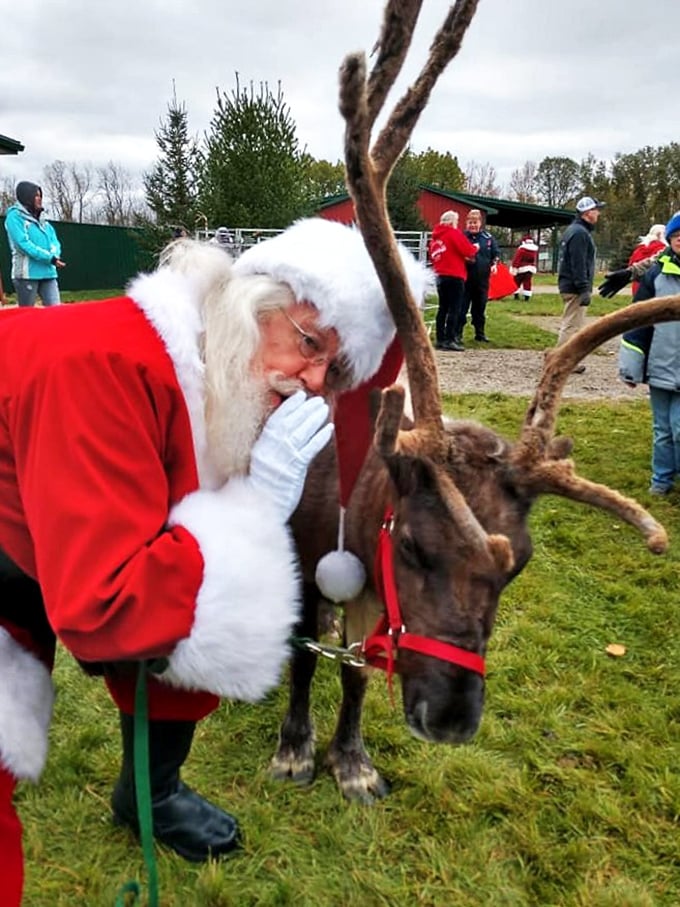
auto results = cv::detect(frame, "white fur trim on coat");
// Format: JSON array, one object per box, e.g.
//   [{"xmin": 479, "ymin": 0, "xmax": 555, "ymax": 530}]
[
  {"xmin": 0, "ymin": 628, "xmax": 54, "ymax": 782},
  {"xmin": 127, "ymin": 268, "xmax": 221, "ymax": 490},
  {"xmin": 233, "ymin": 218, "xmax": 433, "ymax": 387},
  {"xmin": 162, "ymin": 479, "xmax": 300, "ymax": 701}
]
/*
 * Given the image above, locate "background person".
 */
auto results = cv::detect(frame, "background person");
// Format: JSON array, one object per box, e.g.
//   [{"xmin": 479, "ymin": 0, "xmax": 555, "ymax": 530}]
[
  {"xmin": 210, "ymin": 225, "xmax": 235, "ymax": 253},
  {"xmin": 618, "ymin": 212, "xmax": 680, "ymax": 495},
  {"xmin": 556, "ymin": 196, "xmax": 606, "ymax": 372},
  {"xmin": 4, "ymin": 181, "xmax": 65, "ymax": 307},
  {"xmin": 459, "ymin": 208, "xmax": 500, "ymax": 343},
  {"xmin": 428, "ymin": 209, "xmax": 477, "ymax": 351},
  {"xmin": 628, "ymin": 224, "xmax": 667, "ymax": 296},
  {"xmin": 510, "ymin": 234, "xmax": 539, "ymax": 300},
  {"xmin": 0, "ymin": 218, "xmax": 430, "ymax": 905}
]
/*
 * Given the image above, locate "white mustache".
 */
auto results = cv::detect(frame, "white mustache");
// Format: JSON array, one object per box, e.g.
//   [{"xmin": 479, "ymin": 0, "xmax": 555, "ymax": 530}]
[{"xmin": 267, "ymin": 373, "xmax": 305, "ymax": 398}]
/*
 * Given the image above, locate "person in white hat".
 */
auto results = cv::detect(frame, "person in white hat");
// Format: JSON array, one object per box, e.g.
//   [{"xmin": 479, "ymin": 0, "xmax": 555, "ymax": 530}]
[
  {"xmin": 0, "ymin": 217, "xmax": 428, "ymax": 903},
  {"xmin": 556, "ymin": 196, "xmax": 606, "ymax": 372}
]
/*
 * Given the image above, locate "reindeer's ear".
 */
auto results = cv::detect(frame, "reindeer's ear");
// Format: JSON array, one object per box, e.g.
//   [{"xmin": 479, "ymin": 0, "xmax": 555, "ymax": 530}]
[{"xmin": 386, "ymin": 455, "xmax": 438, "ymax": 499}]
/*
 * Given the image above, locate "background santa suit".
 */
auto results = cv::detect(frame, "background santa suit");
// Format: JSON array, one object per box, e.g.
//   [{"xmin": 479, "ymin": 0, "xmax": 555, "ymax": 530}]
[
  {"xmin": 510, "ymin": 238, "xmax": 539, "ymax": 299},
  {"xmin": 0, "ymin": 268, "xmax": 303, "ymax": 902},
  {"xmin": 628, "ymin": 238, "xmax": 667, "ymax": 296}
]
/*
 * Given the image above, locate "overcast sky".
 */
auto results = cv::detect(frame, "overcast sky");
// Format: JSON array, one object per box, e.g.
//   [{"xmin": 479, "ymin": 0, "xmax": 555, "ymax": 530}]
[{"xmin": 2, "ymin": 0, "xmax": 679, "ymax": 206}]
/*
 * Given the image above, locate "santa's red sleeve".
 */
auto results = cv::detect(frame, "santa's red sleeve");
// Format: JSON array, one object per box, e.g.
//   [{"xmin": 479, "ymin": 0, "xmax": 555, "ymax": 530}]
[{"xmin": 11, "ymin": 351, "xmax": 301, "ymax": 703}]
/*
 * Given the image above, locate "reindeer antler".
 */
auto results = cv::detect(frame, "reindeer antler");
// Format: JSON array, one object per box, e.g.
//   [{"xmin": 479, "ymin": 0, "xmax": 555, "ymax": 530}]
[
  {"xmin": 338, "ymin": 0, "xmax": 480, "ymax": 436},
  {"xmin": 512, "ymin": 294, "xmax": 680, "ymax": 553}
]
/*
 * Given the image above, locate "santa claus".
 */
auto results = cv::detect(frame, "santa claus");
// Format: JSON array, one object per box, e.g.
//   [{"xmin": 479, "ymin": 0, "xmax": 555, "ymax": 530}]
[
  {"xmin": 0, "ymin": 217, "xmax": 429, "ymax": 903},
  {"xmin": 509, "ymin": 234, "xmax": 539, "ymax": 300}
]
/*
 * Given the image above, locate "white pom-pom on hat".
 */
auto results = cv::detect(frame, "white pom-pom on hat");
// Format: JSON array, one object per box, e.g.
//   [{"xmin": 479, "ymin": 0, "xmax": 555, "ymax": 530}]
[{"xmin": 314, "ymin": 506, "xmax": 366, "ymax": 603}]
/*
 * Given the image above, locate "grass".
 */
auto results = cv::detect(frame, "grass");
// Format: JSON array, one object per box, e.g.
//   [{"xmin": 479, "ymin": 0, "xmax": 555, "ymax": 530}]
[{"xmin": 18, "ymin": 389, "xmax": 680, "ymax": 906}]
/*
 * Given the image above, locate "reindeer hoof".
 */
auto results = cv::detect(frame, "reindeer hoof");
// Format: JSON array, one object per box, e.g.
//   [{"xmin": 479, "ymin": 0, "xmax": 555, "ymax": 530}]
[
  {"xmin": 270, "ymin": 748, "xmax": 316, "ymax": 786},
  {"xmin": 327, "ymin": 751, "xmax": 390, "ymax": 803}
]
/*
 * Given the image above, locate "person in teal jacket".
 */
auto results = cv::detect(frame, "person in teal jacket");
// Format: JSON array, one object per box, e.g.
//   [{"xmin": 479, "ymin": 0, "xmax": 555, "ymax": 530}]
[{"xmin": 4, "ymin": 181, "xmax": 65, "ymax": 307}]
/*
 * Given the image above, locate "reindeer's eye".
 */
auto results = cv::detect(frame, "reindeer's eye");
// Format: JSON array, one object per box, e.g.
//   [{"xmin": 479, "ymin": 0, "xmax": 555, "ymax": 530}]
[{"xmin": 398, "ymin": 534, "xmax": 430, "ymax": 570}]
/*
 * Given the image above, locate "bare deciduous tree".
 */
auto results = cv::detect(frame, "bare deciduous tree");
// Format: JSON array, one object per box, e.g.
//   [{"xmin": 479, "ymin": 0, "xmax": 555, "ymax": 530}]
[
  {"xmin": 464, "ymin": 159, "xmax": 499, "ymax": 196},
  {"xmin": 42, "ymin": 160, "xmax": 95, "ymax": 222},
  {"xmin": 508, "ymin": 160, "xmax": 538, "ymax": 203},
  {"xmin": 95, "ymin": 162, "xmax": 145, "ymax": 226},
  {"xmin": 0, "ymin": 177, "xmax": 14, "ymax": 212}
]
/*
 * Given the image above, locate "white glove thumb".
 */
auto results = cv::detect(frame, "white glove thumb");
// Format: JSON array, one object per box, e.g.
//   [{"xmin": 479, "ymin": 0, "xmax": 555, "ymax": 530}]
[{"xmin": 248, "ymin": 391, "xmax": 334, "ymax": 521}]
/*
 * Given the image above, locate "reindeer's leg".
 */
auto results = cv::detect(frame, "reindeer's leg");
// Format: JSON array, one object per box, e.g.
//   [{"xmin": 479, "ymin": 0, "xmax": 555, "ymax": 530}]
[
  {"xmin": 326, "ymin": 662, "xmax": 390, "ymax": 804},
  {"xmin": 270, "ymin": 582, "xmax": 319, "ymax": 785}
]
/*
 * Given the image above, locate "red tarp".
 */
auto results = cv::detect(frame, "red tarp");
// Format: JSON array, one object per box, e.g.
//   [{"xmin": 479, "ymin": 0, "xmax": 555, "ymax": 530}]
[{"xmin": 488, "ymin": 262, "xmax": 519, "ymax": 300}]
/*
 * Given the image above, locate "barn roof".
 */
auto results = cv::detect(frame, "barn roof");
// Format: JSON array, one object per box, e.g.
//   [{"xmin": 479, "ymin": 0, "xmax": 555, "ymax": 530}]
[
  {"xmin": 319, "ymin": 184, "xmax": 574, "ymax": 230},
  {"xmin": 0, "ymin": 134, "xmax": 25, "ymax": 155},
  {"xmin": 421, "ymin": 185, "xmax": 574, "ymax": 229}
]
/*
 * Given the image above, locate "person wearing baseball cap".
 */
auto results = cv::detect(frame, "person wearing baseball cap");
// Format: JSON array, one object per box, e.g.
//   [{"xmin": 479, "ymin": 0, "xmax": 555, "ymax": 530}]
[
  {"xmin": 556, "ymin": 196, "xmax": 606, "ymax": 371},
  {"xmin": 0, "ymin": 217, "xmax": 429, "ymax": 901}
]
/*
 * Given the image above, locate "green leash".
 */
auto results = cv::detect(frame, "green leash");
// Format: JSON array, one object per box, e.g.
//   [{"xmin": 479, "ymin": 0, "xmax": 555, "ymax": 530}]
[{"xmin": 114, "ymin": 662, "xmax": 160, "ymax": 907}]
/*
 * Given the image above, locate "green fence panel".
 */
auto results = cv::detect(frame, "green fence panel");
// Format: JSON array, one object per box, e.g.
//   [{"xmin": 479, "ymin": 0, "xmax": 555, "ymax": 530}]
[{"xmin": 1, "ymin": 217, "xmax": 147, "ymax": 293}]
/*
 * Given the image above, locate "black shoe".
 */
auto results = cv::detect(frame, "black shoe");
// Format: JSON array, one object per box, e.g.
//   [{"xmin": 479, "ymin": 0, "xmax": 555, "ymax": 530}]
[
  {"xmin": 474, "ymin": 334, "xmax": 490, "ymax": 342},
  {"xmin": 112, "ymin": 715, "xmax": 241, "ymax": 862}
]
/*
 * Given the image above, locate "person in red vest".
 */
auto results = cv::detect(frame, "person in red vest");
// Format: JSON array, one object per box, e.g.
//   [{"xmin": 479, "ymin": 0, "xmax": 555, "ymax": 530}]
[
  {"xmin": 510, "ymin": 234, "xmax": 539, "ymax": 300},
  {"xmin": 428, "ymin": 209, "xmax": 478, "ymax": 351},
  {"xmin": 627, "ymin": 224, "xmax": 667, "ymax": 296},
  {"xmin": 0, "ymin": 218, "xmax": 430, "ymax": 905}
]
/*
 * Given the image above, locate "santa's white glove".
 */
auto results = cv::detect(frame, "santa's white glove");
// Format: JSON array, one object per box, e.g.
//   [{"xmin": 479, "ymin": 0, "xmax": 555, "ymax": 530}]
[{"xmin": 247, "ymin": 390, "xmax": 334, "ymax": 521}]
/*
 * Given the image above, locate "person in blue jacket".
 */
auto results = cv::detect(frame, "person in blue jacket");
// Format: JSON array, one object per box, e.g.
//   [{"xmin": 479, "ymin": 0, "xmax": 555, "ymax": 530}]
[
  {"xmin": 619, "ymin": 211, "xmax": 680, "ymax": 495},
  {"xmin": 458, "ymin": 208, "xmax": 500, "ymax": 343},
  {"xmin": 4, "ymin": 181, "xmax": 65, "ymax": 307}
]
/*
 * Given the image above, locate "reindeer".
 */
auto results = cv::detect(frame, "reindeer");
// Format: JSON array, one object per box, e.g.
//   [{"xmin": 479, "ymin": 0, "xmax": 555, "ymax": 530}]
[{"xmin": 271, "ymin": 0, "xmax": 680, "ymax": 803}]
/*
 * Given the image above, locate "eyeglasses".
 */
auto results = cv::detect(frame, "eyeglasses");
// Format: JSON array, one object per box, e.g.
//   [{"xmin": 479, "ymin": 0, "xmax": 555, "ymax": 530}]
[{"xmin": 282, "ymin": 310, "xmax": 351, "ymax": 392}]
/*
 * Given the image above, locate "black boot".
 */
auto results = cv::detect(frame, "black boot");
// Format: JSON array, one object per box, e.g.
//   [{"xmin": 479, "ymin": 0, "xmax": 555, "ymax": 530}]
[{"xmin": 111, "ymin": 713, "xmax": 241, "ymax": 862}]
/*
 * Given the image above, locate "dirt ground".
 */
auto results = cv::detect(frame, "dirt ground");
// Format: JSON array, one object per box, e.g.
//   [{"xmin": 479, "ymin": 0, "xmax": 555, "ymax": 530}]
[{"xmin": 428, "ymin": 314, "xmax": 649, "ymax": 402}]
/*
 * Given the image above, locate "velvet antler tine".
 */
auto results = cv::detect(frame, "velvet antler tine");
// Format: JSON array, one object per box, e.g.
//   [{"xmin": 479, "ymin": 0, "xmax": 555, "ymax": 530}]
[
  {"xmin": 518, "ymin": 294, "xmax": 680, "ymax": 460},
  {"xmin": 525, "ymin": 462, "xmax": 668, "ymax": 554},
  {"xmin": 340, "ymin": 51, "xmax": 443, "ymax": 432},
  {"xmin": 366, "ymin": 0, "xmax": 423, "ymax": 127},
  {"xmin": 375, "ymin": 385, "xmax": 407, "ymax": 456},
  {"xmin": 372, "ymin": 0, "xmax": 480, "ymax": 179}
]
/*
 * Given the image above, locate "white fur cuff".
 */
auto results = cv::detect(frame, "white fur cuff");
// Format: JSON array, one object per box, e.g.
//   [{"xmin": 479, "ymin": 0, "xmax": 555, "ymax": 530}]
[
  {"xmin": 0, "ymin": 628, "xmax": 54, "ymax": 782},
  {"xmin": 164, "ymin": 478, "xmax": 301, "ymax": 701}
]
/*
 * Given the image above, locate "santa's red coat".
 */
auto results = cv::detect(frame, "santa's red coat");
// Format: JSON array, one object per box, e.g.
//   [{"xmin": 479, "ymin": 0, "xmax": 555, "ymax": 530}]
[{"xmin": 0, "ymin": 268, "xmax": 302, "ymax": 782}]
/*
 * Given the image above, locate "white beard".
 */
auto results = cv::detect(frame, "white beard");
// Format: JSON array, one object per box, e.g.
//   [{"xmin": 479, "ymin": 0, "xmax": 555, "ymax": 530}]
[{"xmin": 206, "ymin": 370, "xmax": 304, "ymax": 484}]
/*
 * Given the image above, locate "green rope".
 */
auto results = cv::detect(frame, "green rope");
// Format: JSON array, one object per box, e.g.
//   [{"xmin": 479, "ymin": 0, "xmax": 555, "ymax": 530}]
[{"xmin": 114, "ymin": 663, "xmax": 159, "ymax": 906}]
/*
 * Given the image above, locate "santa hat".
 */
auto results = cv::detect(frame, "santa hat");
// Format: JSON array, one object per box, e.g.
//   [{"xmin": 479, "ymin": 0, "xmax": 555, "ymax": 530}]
[
  {"xmin": 233, "ymin": 217, "xmax": 431, "ymax": 388},
  {"xmin": 234, "ymin": 218, "xmax": 433, "ymax": 601}
]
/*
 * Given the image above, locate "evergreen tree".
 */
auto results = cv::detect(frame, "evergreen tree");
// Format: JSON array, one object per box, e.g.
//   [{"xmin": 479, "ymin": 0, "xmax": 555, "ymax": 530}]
[
  {"xmin": 200, "ymin": 76, "xmax": 312, "ymax": 228},
  {"xmin": 413, "ymin": 147, "xmax": 464, "ymax": 191},
  {"xmin": 387, "ymin": 149, "xmax": 427, "ymax": 231},
  {"xmin": 144, "ymin": 85, "xmax": 200, "ymax": 233}
]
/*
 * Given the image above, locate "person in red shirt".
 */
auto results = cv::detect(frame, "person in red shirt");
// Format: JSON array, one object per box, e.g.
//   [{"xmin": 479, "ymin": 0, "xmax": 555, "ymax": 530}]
[
  {"xmin": 628, "ymin": 224, "xmax": 667, "ymax": 296},
  {"xmin": 428, "ymin": 210, "xmax": 477, "ymax": 351},
  {"xmin": 510, "ymin": 234, "xmax": 539, "ymax": 300},
  {"xmin": 0, "ymin": 218, "xmax": 429, "ymax": 904}
]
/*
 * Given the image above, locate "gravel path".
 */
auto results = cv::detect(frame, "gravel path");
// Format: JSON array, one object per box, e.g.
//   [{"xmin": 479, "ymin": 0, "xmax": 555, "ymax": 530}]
[{"xmin": 429, "ymin": 314, "xmax": 648, "ymax": 402}]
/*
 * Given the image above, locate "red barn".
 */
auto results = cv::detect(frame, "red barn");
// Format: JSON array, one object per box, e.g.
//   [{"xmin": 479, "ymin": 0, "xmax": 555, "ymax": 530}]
[{"xmin": 318, "ymin": 185, "xmax": 572, "ymax": 234}]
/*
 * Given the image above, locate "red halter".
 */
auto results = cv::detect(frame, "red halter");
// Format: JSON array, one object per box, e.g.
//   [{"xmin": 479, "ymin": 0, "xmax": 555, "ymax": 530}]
[{"xmin": 361, "ymin": 508, "xmax": 486, "ymax": 690}]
